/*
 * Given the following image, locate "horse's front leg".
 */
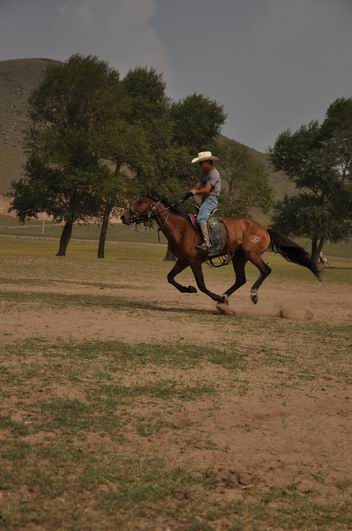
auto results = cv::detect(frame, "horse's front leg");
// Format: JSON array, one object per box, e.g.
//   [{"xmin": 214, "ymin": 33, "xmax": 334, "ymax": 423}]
[
  {"xmin": 167, "ymin": 259, "xmax": 197, "ymax": 293},
  {"xmin": 191, "ymin": 262, "xmax": 227, "ymax": 303}
]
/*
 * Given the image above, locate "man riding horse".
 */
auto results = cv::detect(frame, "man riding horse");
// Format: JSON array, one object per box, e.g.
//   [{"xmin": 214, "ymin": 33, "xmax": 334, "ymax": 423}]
[
  {"xmin": 187, "ymin": 151, "xmax": 221, "ymax": 255},
  {"xmin": 121, "ymin": 149, "xmax": 320, "ymax": 306}
]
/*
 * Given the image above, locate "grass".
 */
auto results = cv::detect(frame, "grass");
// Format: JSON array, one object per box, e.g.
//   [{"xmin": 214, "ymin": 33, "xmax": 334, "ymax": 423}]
[
  {"xmin": 0, "ymin": 214, "xmax": 163, "ymax": 244},
  {"xmin": 0, "ymin": 234, "xmax": 351, "ymax": 285},
  {"xmin": 0, "ymin": 236, "xmax": 351, "ymax": 529},
  {"xmin": 1, "ymin": 330, "xmax": 351, "ymax": 529},
  {"xmin": 1, "ymin": 214, "xmax": 352, "ymax": 259},
  {"xmin": 0, "ymin": 337, "xmax": 220, "ymax": 528}
]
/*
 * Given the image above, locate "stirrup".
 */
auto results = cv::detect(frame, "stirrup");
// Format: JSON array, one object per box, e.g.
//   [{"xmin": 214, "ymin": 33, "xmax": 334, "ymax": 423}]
[{"xmin": 196, "ymin": 242, "xmax": 210, "ymax": 254}]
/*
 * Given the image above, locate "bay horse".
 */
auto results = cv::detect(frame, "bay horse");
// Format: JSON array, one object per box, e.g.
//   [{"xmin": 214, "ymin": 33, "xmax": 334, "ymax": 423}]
[{"xmin": 121, "ymin": 193, "xmax": 320, "ymax": 305}]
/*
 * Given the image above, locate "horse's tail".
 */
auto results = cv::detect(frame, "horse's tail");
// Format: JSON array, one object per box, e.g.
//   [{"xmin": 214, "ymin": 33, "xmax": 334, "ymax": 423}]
[{"xmin": 268, "ymin": 229, "xmax": 321, "ymax": 280}]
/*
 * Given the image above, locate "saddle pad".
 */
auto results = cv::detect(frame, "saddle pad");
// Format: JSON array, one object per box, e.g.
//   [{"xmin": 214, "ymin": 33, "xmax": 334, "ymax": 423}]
[
  {"xmin": 188, "ymin": 214, "xmax": 227, "ymax": 257},
  {"xmin": 208, "ymin": 218, "xmax": 227, "ymax": 257},
  {"xmin": 188, "ymin": 213, "xmax": 197, "ymax": 230}
]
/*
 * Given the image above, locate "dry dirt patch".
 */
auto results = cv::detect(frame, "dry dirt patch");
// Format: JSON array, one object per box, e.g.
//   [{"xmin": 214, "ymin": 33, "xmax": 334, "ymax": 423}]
[
  {"xmin": 1, "ymin": 274, "xmax": 351, "ymax": 346},
  {"xmin": 1, "ymin": 260, "xmax": 351, "ymax": 528}
]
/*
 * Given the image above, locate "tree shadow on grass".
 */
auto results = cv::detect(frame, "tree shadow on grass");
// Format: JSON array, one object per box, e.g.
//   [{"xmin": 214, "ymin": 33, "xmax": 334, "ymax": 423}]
[{"xmin": 324, "ymin": 265, "xmax": 352, "ymax": 271}]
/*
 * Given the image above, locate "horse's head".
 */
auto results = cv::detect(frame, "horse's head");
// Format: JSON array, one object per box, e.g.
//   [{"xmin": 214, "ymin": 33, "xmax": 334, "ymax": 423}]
[{"xmin": 121, "ymin": 193, "xmax": 160, "ymax": 225}]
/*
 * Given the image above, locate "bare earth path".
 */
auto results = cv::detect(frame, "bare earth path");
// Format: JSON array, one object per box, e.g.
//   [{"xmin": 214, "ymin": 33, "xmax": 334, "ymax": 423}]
[
  {"xmin": 1, "ymin": 273, "xmax": 351, "ymax": 343},
  {"xmin": 0, "ymin": 247, "xmax": 351, "ymax": 529}
]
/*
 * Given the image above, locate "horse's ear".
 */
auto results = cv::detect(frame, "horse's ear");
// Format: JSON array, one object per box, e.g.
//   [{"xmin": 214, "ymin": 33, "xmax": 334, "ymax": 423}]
[
  {"xmin": 147, "ymin": 190, "xmax": 159, "ymax": 201},
  {"xmin": 146, "ymin": 188, "xmax": 153, "ymax": 199}
]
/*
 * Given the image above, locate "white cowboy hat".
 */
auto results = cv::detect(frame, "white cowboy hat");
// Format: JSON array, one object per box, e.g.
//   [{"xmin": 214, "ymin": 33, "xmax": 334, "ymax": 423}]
[{"xmin": 191, "ymin": 151, "xmax": 219, "ymax": 164}]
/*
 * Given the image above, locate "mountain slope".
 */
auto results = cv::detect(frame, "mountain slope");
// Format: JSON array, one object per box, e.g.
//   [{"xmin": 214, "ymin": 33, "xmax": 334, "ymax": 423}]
[
  {"xmin": 0, "ymin": 58, "xmax": 294, "ymax": 200},
  {"xmin": 0, "ymin": 58, "xmax": 59, "ymax": 193}
]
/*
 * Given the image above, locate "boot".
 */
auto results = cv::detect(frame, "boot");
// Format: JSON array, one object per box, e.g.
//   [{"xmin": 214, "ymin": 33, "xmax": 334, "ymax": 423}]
[{"xmin": 196, "ymin": 221, "xmax": 211, "ymax": 254}]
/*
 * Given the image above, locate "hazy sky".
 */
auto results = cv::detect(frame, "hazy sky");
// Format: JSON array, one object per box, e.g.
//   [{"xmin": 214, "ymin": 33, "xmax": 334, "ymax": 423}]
[{"xmin": 1, "ymin": 0, "xmax": 351, "ymax": 151}]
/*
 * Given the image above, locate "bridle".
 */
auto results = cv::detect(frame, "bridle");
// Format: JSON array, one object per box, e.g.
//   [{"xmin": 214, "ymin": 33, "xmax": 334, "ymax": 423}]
[{"xmin": 128, "ymin": 199, "xmax": 171, "ymax": 231}]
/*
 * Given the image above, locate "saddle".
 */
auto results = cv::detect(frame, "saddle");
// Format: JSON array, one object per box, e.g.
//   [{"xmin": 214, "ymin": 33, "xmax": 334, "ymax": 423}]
[{"xmin": 188, "ymin": 211, "xmax": 228, "ymax": 262}]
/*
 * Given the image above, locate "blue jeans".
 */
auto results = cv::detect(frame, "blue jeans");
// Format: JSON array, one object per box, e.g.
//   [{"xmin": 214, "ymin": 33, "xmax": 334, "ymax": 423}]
[{"xmin": 197, "ymin": 195, "xmax": 219, "ymax": 221}]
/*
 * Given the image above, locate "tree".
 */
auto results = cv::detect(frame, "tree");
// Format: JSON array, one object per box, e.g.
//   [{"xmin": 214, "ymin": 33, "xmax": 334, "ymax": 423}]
[
  {"xmin": 95, "ymin": 67, "xmax": 171, "ymax": 258},
  {"xmin": 270, "ymin": 98, "xmax": 352, "ymax": 262},
  {"xmin": 158, "ymin": 94, "xmax": 226, "ymax": 261},
  {"xmin": 96, "ymin": 122, "xmax": 153, "ymax": 258},
  {"xmin": 122, "ymin": 66, "xmax": 174, "ymax": 185},
  {"xmin": 171, "ymin": 93, "xmax": 226, "ymax": 152},
  {"xmin": 216, "ymin": 138, "xmax": 273, "ymax": 217},
  {"xmin": 97, "ymin": 71, "xmax": 227, "ymax": 260},
  {"xmin": 11, "ymin": 54, "xmax": 123, "ymax": 256}
]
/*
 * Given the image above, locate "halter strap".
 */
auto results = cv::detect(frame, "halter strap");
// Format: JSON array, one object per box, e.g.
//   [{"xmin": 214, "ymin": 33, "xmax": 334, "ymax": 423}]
[{"xmin": 152, "ymin": 201, "xmax": 171, "ymax": 232}]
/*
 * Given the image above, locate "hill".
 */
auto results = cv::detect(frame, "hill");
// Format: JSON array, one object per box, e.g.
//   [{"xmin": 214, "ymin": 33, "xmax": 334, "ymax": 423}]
[
  {"xmin": 0, "ymin": 58, "xmax": 59, "ymax": 193},
  {"xmin": 245, "ymin": 145, "xmax": 295, "ymax": 200},
  {"xmin": 0, "ymin": 58, "xmax": 294, "ymax": 201}
]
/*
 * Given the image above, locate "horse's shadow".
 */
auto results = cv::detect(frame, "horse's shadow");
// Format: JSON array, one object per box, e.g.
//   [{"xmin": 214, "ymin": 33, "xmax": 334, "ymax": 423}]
[{"xmin": 126, "ymin": 299, "xmax": 216, "ymax": 316}]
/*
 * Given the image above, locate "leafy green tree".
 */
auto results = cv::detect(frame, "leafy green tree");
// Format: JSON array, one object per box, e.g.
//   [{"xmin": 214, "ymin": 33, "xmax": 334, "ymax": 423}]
[
  {"xmin": 121, "ymin": 66, "xmax": 174, "ymax": 183},
  {"xmin": 216, "ymin": 139, "xmax": 272, "ymax": 217},
  {"xmin": 96, "ymin": 122, "xmax": 154, "ymax": 258},
  {"xmin": 11, "ymin": 54, "xmax": 123, "ymax": 256},
  {"xmin": 270, "ymin": 98, "xmax": 352, "ymax": 262},
  {"xmin": 160, "ymin": 94, "xmax": 226, "ymax": 260},
  {"xmin": 122, "ymin": 66, "xmax": 168, "ymax": 121},
  {"xmin": 171, "ymin": 93, "xmax": 226, "ymax": 152},
  {"xmin": 119, "ymin": 69, "xmax": 226, "ymax": 199},
  {"xmin": 94, "ymin": 67, "xmax": 171, "ymax": 257},
  {"xmin": 118, "ymin": 68, "xmax": 186, "ymax": 261}
]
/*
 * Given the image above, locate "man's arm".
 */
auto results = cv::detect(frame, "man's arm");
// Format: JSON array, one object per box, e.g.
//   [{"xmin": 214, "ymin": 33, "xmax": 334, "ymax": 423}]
[{"xmin": 191, "ymin": 183, "xmax": 213, "ymax": 196}]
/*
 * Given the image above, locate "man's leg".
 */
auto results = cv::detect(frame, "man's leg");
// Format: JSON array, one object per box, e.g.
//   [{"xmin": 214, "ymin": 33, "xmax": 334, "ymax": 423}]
[
  {"xmin": 197, "ymin": 220, "xmax": 211, "ymax": 251},
  {"xmin": 196, "ymin": 196, "xmax": 218, "ymax": 252}
]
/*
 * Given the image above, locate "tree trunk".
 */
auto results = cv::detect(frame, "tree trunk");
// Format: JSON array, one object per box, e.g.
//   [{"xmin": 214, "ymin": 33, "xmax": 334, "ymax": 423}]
[
  {"xmin": 317, "ymin": 237, "xmax": 325, "ymax": 256},
  {"xmin": 163, "ymin": 242, "xmax": 176, "ymax": 261},
  {"xmin": 311, "ymin": 236, "xmax": 318, "ymax": 262},
  {"xmin": 97, "ymin": 204, "xmax": 112, "ymax": 259},
  {"xmin": 97, "ymin": 162, "xmax": 121, "ymax": 259},
  {"xmin": 56, "ymin": 221, "xmax": 73, "ymax": 256},
  {"xmin": 311, "ymin": 236, "xmax": 325, "ymax": 264}
]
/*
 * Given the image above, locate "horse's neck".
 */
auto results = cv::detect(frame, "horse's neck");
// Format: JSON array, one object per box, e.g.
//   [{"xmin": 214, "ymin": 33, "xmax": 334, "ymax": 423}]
[{"xmin": 155, "ymin": 205, "xmax": 187, "ymax": 244}]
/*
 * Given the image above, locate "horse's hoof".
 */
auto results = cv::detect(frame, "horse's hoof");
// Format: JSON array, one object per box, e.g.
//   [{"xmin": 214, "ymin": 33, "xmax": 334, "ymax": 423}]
[
  {"xmin": 188, "ymin": 286, "xmax": 197, "ymax": 293},
  {"xmin": 250, "ymin": 290, "xmax": 259, "ymax": 305},
  {"xmin": 216, "ymin": 302, "xmax": 236, "ymax": 316},
  {"xmin": 221, "ymin": 295, "xmax": 229, "ymax": 305}
]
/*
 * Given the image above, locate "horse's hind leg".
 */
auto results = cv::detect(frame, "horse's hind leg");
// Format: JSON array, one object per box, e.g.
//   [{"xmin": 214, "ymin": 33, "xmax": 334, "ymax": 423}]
[
  {"xmin": 167, "ymin": 259, "xmax": 197, "ymax": 294},
  {"xmin": 191, "ymin": 262, "xmax": 226, "ymax": 303},
  {"xmin": 224, "ymin": 250, "xmax": 248, "ymax": 298},
  {"xmin": 247, "ymin": 252, "xmax": 272, "ymax": 304}
]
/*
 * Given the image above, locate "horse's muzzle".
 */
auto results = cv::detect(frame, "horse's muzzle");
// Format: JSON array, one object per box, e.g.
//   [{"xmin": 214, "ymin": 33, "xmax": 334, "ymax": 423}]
[
  {"xmin": 121, "ymin": 209, "xmax": 132, "ymax": 225},
  {"xmin": 121, "ymin": 213, "xmax": 130, "ymax": 225}
]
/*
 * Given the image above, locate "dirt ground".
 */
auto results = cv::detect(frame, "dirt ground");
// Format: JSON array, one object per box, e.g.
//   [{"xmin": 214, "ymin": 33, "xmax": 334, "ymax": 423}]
[
  {"xmin": 1, "ymin": 272, "xmax": 351, "ymax": 344},
  {"xmin": 1, "ymin": 263, "xmax": 352, "ymax": 528}
]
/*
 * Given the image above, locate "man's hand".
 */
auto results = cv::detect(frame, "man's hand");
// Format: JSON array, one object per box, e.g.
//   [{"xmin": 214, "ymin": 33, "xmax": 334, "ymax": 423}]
[
  {"xmin": 192, "ymin": 183, "xmax": 213, "ymax": 196},
  {"xmin": 182, "ymin": 191, "xmax": 195, "ymax": 201}
]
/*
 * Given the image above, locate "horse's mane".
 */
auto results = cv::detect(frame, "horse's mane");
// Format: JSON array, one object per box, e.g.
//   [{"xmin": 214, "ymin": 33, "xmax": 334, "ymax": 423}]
[{"xmin": 147, "ymin": 192, "xmax": 189, "ymax": 218}]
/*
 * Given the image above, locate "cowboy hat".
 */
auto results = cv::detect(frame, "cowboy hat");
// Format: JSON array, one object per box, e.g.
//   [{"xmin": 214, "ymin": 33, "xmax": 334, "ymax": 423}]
[{"xmin": 191, "ymin": 151, "xmax": 219, "ymax": 164}]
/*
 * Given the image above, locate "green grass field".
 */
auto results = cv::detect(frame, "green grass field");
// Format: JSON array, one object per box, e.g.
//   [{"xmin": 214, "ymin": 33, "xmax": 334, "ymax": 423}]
[
  {"xmin": 1, "ymin": 214, "xmax": 352, "ymax": 260},
  {"xmin": 0, "ymin": 224, "xmax": 351, "ymax": 286}
]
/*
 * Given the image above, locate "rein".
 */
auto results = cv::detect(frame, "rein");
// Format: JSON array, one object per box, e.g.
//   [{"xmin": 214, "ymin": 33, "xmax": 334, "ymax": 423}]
[
  {"xmin": 129, "ymin": 195, "xmax": 188, "ymax": 241},
  {"xmin": 129, "ymin": 200, "xmax": 171, "ymax": 234}
]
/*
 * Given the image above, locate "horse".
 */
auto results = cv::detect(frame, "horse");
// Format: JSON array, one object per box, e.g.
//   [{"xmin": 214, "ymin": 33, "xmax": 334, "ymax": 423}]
[{"xmin": 121, "ymin": 193, "xmax": 320, "ymax": 305}]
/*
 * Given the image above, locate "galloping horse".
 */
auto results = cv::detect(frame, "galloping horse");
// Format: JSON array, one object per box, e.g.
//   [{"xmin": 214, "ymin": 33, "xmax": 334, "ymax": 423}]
[{"xmin": 121, "ymin": 193, "xmax": 320, "ymax": 305}]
